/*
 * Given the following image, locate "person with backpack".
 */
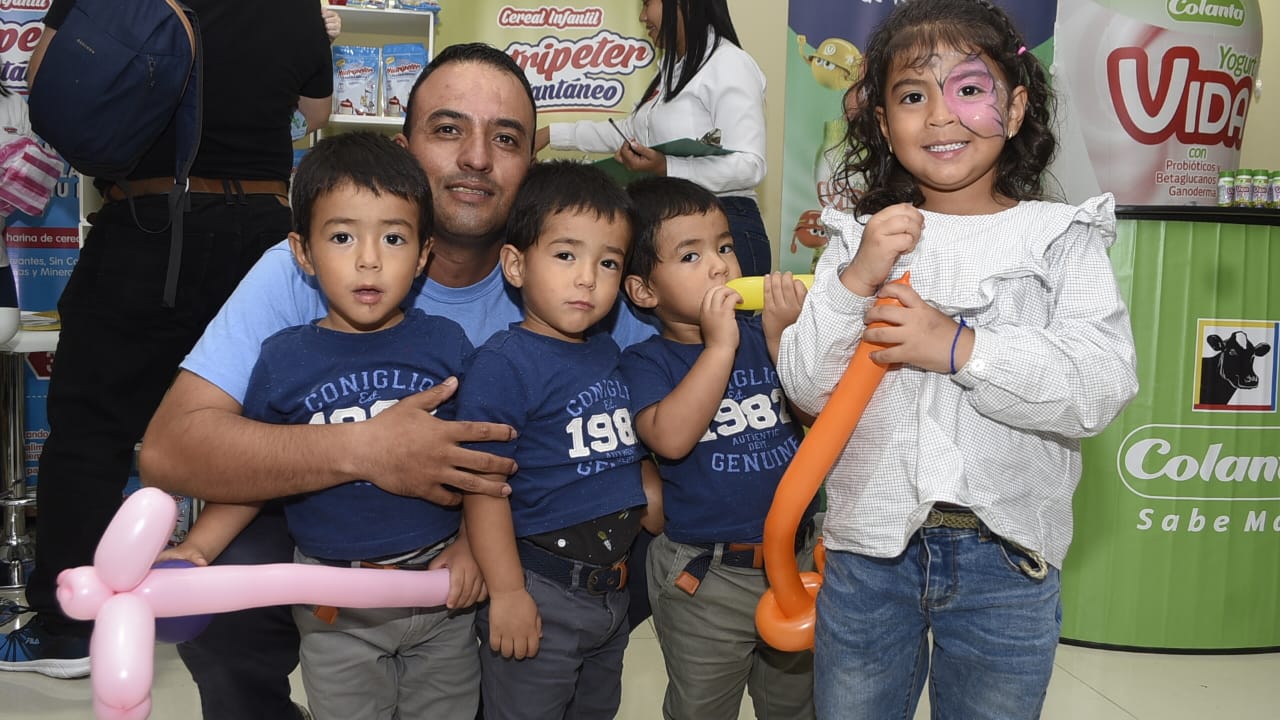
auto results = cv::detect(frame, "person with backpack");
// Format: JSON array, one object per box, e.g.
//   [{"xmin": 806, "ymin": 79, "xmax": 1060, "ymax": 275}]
[{"xmin": 0, "ymin": 4, "xmax": 333, "ymax": 720}]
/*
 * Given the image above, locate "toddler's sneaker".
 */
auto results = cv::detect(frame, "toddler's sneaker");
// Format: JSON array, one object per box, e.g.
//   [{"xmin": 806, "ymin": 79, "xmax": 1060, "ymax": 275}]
[{"xmin": 0, "ymin": 616, "xmax": 91, "ymax": 679}]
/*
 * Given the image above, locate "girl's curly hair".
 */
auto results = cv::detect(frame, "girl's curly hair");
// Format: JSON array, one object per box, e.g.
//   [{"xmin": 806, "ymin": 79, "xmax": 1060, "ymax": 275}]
[{"xmin": 832, "ymin": 0, "xmax": 1058, "ymax": 217}]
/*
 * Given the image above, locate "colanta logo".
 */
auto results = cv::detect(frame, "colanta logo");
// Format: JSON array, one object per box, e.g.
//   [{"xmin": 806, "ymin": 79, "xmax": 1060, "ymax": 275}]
[
  {"xmin": 1117, "ymin": 424, "xmax": 1280, "ymax": 502},
  {"xmin": 1167, "ymin": 0, "xmax": 1246, "ymax": 27}
]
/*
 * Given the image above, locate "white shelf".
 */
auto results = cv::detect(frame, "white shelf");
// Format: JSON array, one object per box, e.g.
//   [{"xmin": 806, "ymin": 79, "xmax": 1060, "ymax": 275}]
[
  {"xmin": 326, "ymin": 114, "xmax": 408, "ymax": 130},
  {"xmin": 322, "ymin": 4, "xmax": 435, "ymax": 139},
  {"xmin": 330, "ymin": 5, "xmax": 437, "ymax": 39}
]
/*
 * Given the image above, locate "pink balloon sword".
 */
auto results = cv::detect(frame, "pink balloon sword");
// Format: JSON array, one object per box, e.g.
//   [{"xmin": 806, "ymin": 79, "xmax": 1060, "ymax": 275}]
[{"xmin": 57, "ymin": 487, "xmax": 450, "ymax": 720}]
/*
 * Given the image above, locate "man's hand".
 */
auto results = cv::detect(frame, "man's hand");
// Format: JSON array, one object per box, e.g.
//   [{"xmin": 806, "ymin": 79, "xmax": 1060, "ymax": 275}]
[
  {"xmin": 142, "ymin": 372, "xmax": 514, "ymax": 503},
  {"xmin": 358, "ymin": 377, "xmax": 516, "ymax": 506}
]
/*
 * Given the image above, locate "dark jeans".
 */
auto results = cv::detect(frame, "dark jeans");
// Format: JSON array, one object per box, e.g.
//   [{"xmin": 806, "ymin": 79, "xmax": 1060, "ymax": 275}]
[
  {"xmin": 720, "ymin": 196, "xmax": 772, "ymax": 277},
  {"xmin": 178, "ymin": 506, "xmax": 302, "ymax": 720},
  {"xmin": 626, "ymin": 529, "xmax": 655, "ymax": 631}
]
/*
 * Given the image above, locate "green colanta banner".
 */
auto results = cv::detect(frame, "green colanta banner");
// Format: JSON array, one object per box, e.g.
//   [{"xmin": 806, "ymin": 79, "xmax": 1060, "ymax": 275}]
[{"xmin": 1061, "ymin": 209, "xmax": 1280, "ymax": 651}]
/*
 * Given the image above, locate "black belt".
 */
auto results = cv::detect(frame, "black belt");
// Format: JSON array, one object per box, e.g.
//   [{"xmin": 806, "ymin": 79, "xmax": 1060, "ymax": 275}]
[
  {"xmin": 674, "ymin": 515, "xmax": 816, "ymax": 596},
  {"xmin": 97, "ymin": 176, "xmax": 288, "ymax": 308},
  {"xmin": 517, "ymin": 540, "xmax": 628, "ymax": 595},
  {"xmin": 103, "ymin": 176, "xmax": 289, "ymax": 203}
]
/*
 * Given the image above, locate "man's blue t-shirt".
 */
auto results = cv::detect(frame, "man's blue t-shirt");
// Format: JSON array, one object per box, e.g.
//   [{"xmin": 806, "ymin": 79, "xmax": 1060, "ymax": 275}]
[
  {"xmin": 183, "ymin": 241, "xmax": 658, "ymax": 404},
  {"xmin": 244, "ymin": 309, "xmax": 470, "ymax": 559},
  {"xmin": 455, "ymin": 328, "xmax": 646, "ymax": 537},
  {"xmin": 620, "ymin": 315, "xmax": 807, "ymax": 544}
]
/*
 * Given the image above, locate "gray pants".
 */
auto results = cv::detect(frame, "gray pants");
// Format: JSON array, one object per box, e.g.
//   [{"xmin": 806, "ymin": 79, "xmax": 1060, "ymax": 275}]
[
  {"xmin": 648, "ymin": 532, "xmax": 816, "ymax": 720},
  {"xmin": 477, "ymin": 569, "xmax": 630, "ymax": 719},
  {"xmin": 291, "ymin": 552, "xmax": 480, "ymax": 720}
]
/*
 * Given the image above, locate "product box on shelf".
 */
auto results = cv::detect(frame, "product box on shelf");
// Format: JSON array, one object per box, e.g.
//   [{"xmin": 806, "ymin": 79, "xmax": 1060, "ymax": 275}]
[
  {"xmin": 382, "ymin": 43, "xmax": 429, "ymax": 117},
  {"xmin": 333, "ymin": 45, "xmax": 382, "ymax": 116}
]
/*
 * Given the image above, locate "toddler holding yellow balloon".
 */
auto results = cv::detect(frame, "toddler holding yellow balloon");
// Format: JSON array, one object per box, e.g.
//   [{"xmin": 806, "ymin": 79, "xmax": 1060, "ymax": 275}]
[{"xmin": 618, "ymin": 176, "xmax": 817, "ymax": 720}]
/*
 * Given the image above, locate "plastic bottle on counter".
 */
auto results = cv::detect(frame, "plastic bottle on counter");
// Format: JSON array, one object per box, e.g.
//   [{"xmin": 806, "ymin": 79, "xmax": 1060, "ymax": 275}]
[
  {"xmin": 1233, "ymin": 169, "xmax": 1253, "ymax": 207},
  {"xmin": 1250, "ymin": 170, "xmax": 1269, "ymax": 209},
  {"xmin": 1217, "ymin": 170, "xmax": 1235, "ymax": 207}
]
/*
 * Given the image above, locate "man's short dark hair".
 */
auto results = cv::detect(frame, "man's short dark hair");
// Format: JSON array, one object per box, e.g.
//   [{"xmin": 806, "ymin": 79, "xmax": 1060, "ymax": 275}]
[
  {"xmin": 290, "ymin": 131, "xmax": 432, "ymax": 247},
  {"xmin": 402, "ymin": 42, "xmax": 537, "ymax": 147},
  {"xmin": 624, "ymin": 176, "xmax": 724, "ymax": 280},
  {"xmin": 505, "ymin": 160, "xmax": 635, "ymax": 253}
]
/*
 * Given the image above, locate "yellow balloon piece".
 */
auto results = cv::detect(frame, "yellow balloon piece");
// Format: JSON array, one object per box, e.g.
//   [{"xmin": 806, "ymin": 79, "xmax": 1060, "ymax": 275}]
[{"xmin": 726, "ymin": 274, "xmax": 815, "ymax": 311}]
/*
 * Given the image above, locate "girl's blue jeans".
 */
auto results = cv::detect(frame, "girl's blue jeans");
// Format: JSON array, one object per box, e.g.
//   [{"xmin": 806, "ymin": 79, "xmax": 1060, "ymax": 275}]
[{"xmin": 814, "ymin": 525, "xmax": 1061, "ymax": 720}]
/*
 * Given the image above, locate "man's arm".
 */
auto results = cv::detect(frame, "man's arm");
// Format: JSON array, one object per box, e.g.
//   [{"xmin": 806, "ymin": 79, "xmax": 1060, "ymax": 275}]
[
  {"xmin": 297, "ymin": 95, "xmax": 331, "ymax": 135},
  {"xmin": 139, "ymin": 371, "xmax": 516, "ymax": 505}
]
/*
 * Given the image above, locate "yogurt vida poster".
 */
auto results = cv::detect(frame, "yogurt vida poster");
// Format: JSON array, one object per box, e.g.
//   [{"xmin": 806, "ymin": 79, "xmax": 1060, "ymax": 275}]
[{"xmin": 1053, "ymin": 0, "xmax": 1263, "ymax": 205}]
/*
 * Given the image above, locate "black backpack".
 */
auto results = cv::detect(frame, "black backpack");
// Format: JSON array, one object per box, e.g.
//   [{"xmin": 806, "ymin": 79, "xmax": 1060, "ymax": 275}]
[{"xmin": 29, "ymin": 0, "xmax": 203, "ymax": 307}]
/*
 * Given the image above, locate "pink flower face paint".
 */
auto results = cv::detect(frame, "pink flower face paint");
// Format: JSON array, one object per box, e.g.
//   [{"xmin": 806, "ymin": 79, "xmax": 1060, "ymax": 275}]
[{"xmin": 935, "ymin": 53, "xmax": 1010, "ymax": 138}]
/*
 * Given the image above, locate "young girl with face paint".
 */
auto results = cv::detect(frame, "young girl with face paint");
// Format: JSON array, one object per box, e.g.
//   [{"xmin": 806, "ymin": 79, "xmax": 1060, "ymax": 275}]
[{"xmin": 776, "ymin": 1, "xmax": 1139, "ymax": 718}]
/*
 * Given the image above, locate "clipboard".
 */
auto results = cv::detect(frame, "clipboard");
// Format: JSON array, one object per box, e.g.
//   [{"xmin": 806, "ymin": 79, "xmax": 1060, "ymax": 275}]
[{"xmin": 594, "ymin": 138, "xmax": 731, "ymax": 185}]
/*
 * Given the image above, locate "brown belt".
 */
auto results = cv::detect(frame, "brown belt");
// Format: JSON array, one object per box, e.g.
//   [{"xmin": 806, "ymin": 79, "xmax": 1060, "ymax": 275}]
[
  {"xmin": 921, "ymin": 505, "xmax": 982, "ymax": 530},
  {"xmin": 104, "ymin": 177, "xmax": 288, "ymax": 203}
]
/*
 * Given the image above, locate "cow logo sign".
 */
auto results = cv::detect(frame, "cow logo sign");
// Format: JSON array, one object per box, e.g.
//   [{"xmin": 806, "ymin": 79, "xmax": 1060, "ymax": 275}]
[{"xmin": 1192, "ymin": 319, "xmax": 1278, "ymax": 412}]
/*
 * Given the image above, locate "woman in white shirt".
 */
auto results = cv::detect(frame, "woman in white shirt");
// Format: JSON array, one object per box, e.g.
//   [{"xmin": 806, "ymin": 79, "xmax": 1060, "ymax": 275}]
[{"xmin": 535, "ymin": 0, "xmax": 772, "ymax": 275}]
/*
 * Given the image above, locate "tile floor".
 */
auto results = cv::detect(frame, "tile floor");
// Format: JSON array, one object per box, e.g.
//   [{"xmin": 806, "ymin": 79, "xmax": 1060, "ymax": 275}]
[{"xmin": 2, "ymin": 594, "xmax": 1277, "ymax": 720}]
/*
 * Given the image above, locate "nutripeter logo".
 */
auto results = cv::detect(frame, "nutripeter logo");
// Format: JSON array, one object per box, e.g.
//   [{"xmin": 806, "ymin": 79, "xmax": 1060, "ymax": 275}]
[
  {"xmin": 1193, "ymin": 319, "xmax": 1277, "ymax": 412},
  {"xmin": 1167, "ymin": 0, "xmax": 1246, "ymax": 27},
  {"xmin": 507, "ymin": 31, "xmax": 653, "ymax": 111}
]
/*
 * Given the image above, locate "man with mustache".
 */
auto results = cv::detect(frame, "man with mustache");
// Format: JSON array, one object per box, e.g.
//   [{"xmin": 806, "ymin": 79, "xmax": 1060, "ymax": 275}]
[{"xmin": 140, "ymin": 43, "xmax": 657, "ymax": 719}]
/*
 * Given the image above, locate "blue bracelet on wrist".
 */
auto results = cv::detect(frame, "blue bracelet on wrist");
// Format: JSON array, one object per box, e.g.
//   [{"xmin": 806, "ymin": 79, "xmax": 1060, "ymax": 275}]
[{"xmin": 949, "ymin": 317, "xmax": 967, "ymax": 375}]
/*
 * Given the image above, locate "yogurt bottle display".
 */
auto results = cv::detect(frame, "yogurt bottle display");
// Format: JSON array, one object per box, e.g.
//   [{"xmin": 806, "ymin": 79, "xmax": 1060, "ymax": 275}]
[{"xmin": 1052, "ymin": 0, "xmax": 1262, "ymax": 205}]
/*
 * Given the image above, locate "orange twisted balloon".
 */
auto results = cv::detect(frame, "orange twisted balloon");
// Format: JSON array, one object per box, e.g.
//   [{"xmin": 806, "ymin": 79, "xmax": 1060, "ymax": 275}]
[{"xmin": 755, "ymin": 273, "xmax": 909, "ymax": 652}]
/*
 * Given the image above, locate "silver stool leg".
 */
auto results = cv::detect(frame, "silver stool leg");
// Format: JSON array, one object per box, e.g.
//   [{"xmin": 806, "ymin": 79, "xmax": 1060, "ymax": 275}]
[{"xmin": 1, "ymin": 351, "xmax": 36, "ymax": 589}]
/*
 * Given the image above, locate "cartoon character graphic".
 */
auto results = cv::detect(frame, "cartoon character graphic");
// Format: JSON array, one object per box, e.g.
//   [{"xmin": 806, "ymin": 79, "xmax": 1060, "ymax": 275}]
[
  {"xmin": 790, "ymin": 209, "xmax": 826, "ymax": 255},
  {"xmin": 790, "ymin": 209, "xmax": 831, "ymax": 272},
  {"xmin": 797, "ymin": 36, "xmax": 862, "ymax": 91}
]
